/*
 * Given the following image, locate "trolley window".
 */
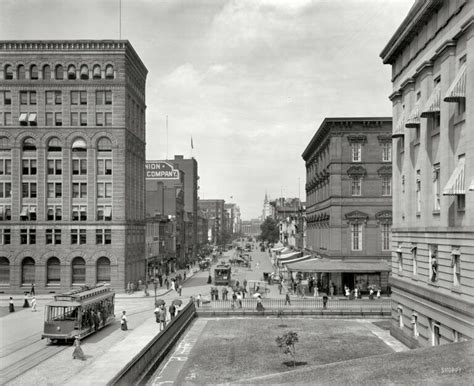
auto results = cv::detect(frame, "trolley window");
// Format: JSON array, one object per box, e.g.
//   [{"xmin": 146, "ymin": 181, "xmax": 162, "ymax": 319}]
[{"xmin": 47, "ymin": 306, "xmax": 79, "ymax": 321}]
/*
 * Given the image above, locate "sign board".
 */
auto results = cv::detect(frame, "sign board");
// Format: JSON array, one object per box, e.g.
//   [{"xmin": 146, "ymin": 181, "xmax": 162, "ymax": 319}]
[{"xmin": 146, "ymin": 161, "xmax": 180, "ymax": 180}]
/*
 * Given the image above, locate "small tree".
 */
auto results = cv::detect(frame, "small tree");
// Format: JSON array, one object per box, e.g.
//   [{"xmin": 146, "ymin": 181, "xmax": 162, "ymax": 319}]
[{"xmin": 275, "ymin": 331, "xmax": 298, "ymax": 367}]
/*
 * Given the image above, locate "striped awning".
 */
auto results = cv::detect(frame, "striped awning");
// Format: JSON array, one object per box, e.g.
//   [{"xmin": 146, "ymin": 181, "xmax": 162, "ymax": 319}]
[
  {"xmin": 420, "ymin": 85, "xmax": 441, "ymax": 117},
  {"xmin": 443, "ymin": 157, "xmax": 465, "ymax": 195},
  {"xmin": 392, "ymin": 113, "xmax": 405, "ymax": 138},
  {"xmin": 405, "ymin": 102, "xmax": 421, "ymax": 128},
  {"xmin": 281, "ymin": 255, "xmax": 313, "ymax": 265},
  {"xmin": 277, "ymin": 251, "xmax": 302, "ymax": 262},
  {"xmin": 444, "ymin": 63, "xmax": 466, "ymax": 102}
]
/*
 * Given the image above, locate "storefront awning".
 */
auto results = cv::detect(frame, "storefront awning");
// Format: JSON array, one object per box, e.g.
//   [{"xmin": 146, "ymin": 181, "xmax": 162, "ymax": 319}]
[
  {"xmin": 420, "ymin": 84, "xmax": 440, "ymax": 117},
  {"xmin": 285, "ymin": 258, "xmax": 390, "ymax": 273},
  {"xmin": 405, "ymin": 102, "xmax": 420, "ymax": 128},
  {"xmin": 444, "ymin": 63, "xmax": 466, "ymax": 102},
  {"xmin": 277, "ymin": 251, "xmax": 301, "ymax": 261},
  {"xmin": 443, "ymin": 157, "xmax": 465, "ymax": 195},
  {"xmin": 271, "ymin": 246, "xmax": 285, "ymax": 252},
  {"xmin": 392, "ymin": 114, "xmax": 405, "ymax": 138},
  {"xmin": 281, "ymin": 255, "xmax": 313, "ymax": 265},
  {"xmin": 279, "ymin": 247, "xmax": 292, "ymax": 254}
]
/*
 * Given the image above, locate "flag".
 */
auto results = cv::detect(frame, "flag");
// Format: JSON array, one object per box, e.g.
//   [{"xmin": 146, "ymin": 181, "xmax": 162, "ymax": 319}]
[{"xmin": 191, "ymin": 137, "xmax": 194, "ymax": 149}]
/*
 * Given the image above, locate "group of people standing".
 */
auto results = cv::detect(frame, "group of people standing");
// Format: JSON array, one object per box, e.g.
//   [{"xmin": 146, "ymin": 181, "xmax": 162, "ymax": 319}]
[{"xmin": 8, "ymin": 284, "xmax": 37, "ymax": 313}]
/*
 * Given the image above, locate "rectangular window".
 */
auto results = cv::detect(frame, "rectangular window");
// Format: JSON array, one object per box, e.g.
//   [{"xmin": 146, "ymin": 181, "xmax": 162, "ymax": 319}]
[
  {"xmin": 22, "ymin": 159, "xmax": 37, "ymax": 175},
  {"xmin": 97, "ymin": 183, "xmax": 105, "ymax": 198},
  {"xmin": 72, "ymin": 183, "xmax": 87, "ymax": 198},
  {"xmin": 412, "ymin": 313, "xmax": 419, "ymax": 338},
  {"xmin": 80, "ymin": 112, "xmax": 87, "ymax": 126},
  {"xmin": 105, "ymin": 91, "xmax": 112, "ymax": 105},
  {"xmin": 97, "ymin": 159, "xmax": 113, "ymax": 175},
  {"xmin": 105, "ymin": 112, "xmax": 112, "ymax": 126},
  {"xmin": 71, "ymin": 91, "xmax": 79, "ymax": 105},
  {"xmin": 416, "ymin": 170, "xmax": 421, "ymax": 213},
  {"xmin": 30, "ymin": 91, "xmax": 36, "ymax": 105},
  {"xmin": 351, "ymin": 178, "xmax": 361, "ymax": 196},
  {"xmin": 429, "ymin": 245, "xmax": 438, "ymax": 282},
  {"xmin": 20, "ymin": 229, "xmax": 36, "ymax": 244},
  {"xmin": 22, "ymin": 182, "xmax": 37, "ymax": 198},
  {"xmin": 46, "ymin": 112, "xmax": 53, "ymax": 126},
  {"xmin": 80, "ymin": 91, "xmax": 87, "ymax": 105},
  {"xmin": 71, "ymin": 112, "xmax": 79, "ymax": 126},
  {"xmin": 382, "ymin": 142, "xmax": 391, "ymax": 162},
  {"xmin": 4, "ymin": 91, "xmax": 12, "ymax": 105},
  {"xmin": 46, "ymin": 91, "xmax": 54, "ymax": 105},
  {"xmin": 1, "ymin": 228, "xmax": 11, "ymax": 245},
  {"xmin": 96, "ymin": 91, "xmax": 105, "ymax": 105},
  {"xmin": 55, "ymin": 112, "xmax": 62, "ymax": 126},
  {"xmin": 0, "ymin": 182, "xmax": 11, "ymax": 198},
  {"xmin": 452, "ymin": 252, "xmax": 461, "ymax": 286},
  {"xmin": 4, "ymin": 112, "xmax": 12, "ymax": 126},
  {"xmin": 351, "ymin": 223, "xmax": 362, "ymax": 251},
  {"xmin": 55, "ymin": 91, "xmax": 62, "ymax": 105},
  {"xmin": 20, "ymin": 91, "xmax": 28, "ymax": 105},
  {"xmin": 381, "ymin": 224, "xmax": 391, "ymax": 251},
  {"xmin": 0, "ymin": 205, "xmax": 11, "ymax": 221},
  {"xmin": 96, "ymin": 113, "xmax": 104, "ymax": 126},
  {"xmin": 47, "ymin": 206, "xmax": 62, "ymax": 221},
  {"xmin": 71, "ymin": 229, "xmax": 86, "ymax": 245},
  {"xmin": 412, "ymin": 246, "xmax": 417, "ymax": 275},
  {"xmin": 47, "ymin": 159, "xmax": 62, "ymax": 175},
  {"xmin": 72, "ymin": 206, "xmax": 87, "ymax": 221},
  {"xmin": 382, "ymin": 177, "xmax": 392, "ymax": 196},
  {"xmin": 351, "ymin": 143, "xmax": 361, "ymax": 162},
  {"xmin": 46, "ymin": 229, "xmax": 61, "ymax": 245},
  {"xmin": 431, "ymin": 320, "xmax": 441, "ymax": 346},
  {"xmin": 433, "ymin": 164, "xmax": 440, "ymax": 211},
  {"xmin": 72, "ymin": 159, "xmax": 87, "ymax": 175},
  {"xmin": 105, "ymin": 182, "xmax": 112, "ymax": 198}
]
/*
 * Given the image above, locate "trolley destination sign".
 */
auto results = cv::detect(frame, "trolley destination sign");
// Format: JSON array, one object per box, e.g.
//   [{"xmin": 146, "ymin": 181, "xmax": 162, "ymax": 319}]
[{"xmin": 146, "ymin": 161, "xmax": 180, "ymax": 180}]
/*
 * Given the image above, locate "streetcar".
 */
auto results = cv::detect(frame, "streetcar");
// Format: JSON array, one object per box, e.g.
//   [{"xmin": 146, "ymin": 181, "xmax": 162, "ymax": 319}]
[
  {"xmin": 42, "ymin": 284, "xmax": 115, "ymax": 343},
  {"xmin": 214, "ymin": 264, "xmax": 232, "ymax": 285}
]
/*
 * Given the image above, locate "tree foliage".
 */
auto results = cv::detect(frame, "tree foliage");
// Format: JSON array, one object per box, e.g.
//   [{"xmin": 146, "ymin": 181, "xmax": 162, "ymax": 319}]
[
  {"xmin": 259, "ymin": 217, "xmax": 280, "ymax": 244},
  {"xmin": 275, "ymin": 331, "xmax": 298, "ymax": 366}
]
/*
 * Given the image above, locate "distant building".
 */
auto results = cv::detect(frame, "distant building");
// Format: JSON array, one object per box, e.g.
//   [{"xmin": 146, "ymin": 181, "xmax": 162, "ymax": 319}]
[
  {"xmin": 145, "ymin": 160, "xmax": 185, "ymax": 268},
  {"xmin": 199, "ymin": 199, "xmax": 225, "ymax": 244},
  {"xmin": 269, "ymin": 197, "xmax": 304, "ymax": 247},
  {"xmin": 241, "ymin": 219, "xmax": 261, "ymax": 237},
  {"xmin": 261, "ymin": 192, "xmax": 271, "ymax": 221},
  {"xmin": 302, "ymin": 117, "xmax": 393, "ymax": 295},
  {"xmin": 0, "ymin": 40, "xmax": 147, "ymax": 293},
  {"xmin": 381, "ymin": 0, "xmax": 473, "ymax": 347}
]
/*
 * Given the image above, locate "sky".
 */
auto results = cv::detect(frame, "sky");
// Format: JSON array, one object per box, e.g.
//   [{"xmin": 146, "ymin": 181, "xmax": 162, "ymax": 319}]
[{"xmin": 0, "ymin": 0, "xmax": 414, "ymax": 220}]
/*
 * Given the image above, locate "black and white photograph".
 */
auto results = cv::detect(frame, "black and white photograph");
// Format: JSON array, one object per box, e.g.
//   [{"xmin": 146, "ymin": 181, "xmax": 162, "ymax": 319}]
[{"xmin": 0, "ymin": 0, "xmax": 473, "ymax": 384}]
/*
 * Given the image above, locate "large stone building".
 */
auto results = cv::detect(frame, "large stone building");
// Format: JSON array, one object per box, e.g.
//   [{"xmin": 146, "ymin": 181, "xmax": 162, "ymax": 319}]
[
  {"xmin": 0, "ymin": 40, "xmax": 147, "ymax": 293},
  {"xmin": 269, "ymin": 197, "xmax": 305, "ymax": 248},
  {"xmin": 301, "ymin": 118, "xmax": 393, "ymax": 295},
  {"xmin": 381, "ymin": 0, "xmax": 473, "ymax": 347},
  {"xmin": 199, "ymin": 199, "xmax": 225, "ymax": 244}
]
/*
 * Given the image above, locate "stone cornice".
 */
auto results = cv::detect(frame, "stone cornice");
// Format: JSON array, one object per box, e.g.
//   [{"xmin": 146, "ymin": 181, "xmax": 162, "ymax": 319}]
[
  {"xmin": 377, "ymin": 134, "xmax": 392, "ymax": 143},
  {"xmin": 345, "ymin": 210, "xmax": 369, "ymax": 223},
  {"xmin": 347, "ymin": 166, "xmax": 367, "ymax": 178},
  {"xmin": 377, "ymin": 166, "xmax": 392, "ymax": 176},
  {"xmin": 434, "ymin": 39, "xmax": 457, "ymax": 59},
  {"xmin": 414, "ymin": 60, "xmax": 433, "ymax": 81},
  {"xmin": 388, "ymin": 90, "xmax": 402, "ymax": 102},
  {"xmin": 347, "ymin": 135, "xmax": 367, "ymax": 144},
  {"xmin": 399, "ymin": 77, "xmax": 415, "ymax": 91}
]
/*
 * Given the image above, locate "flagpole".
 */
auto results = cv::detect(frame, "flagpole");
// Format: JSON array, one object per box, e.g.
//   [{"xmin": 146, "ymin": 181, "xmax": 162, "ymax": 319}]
[{"xmin": 166, "ymin": 115, "xmax": 168, "ymax": 160}]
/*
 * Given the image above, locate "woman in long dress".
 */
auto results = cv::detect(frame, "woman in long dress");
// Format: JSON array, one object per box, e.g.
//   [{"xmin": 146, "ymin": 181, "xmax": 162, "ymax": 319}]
[
  {"xmin": 121, "ymin": 310, "xmax": 128, "ymax": 330},
  {"xmin": 72, "ymin": 336, "xmax": 85, "ymax": 360},
  {"xmin": 23, "ymin": 293, "xmax": 30, "ymax": 308},
  {"xmin": 9, "ymin": 297, "xmax": 15, "ymax": 312}
]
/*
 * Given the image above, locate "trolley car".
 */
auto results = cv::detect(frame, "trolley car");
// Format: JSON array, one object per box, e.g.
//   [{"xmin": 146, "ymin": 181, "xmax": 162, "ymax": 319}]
[
  {"xmin": 42, "ymin": 284, "xmax": 115, "ymax": 343},
  {"xmin": 214, "ymin": 264, "xmax": 232, "ymax": 285}
]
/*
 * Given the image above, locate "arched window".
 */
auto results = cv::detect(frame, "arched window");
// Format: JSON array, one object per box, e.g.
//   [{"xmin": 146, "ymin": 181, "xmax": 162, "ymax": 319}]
[
  {"xmin": 68, "ymin": 65, "xmax": 76, "ymax": 80},
  {"xmin": 80, "ymin": 65, "xmax": 89, "ymax": 80},
  {"xmin": 5, "ymin": 65, "xmax": 13, "ymax": 80},
  {"xmin": 97, "ymin": 137, "xmax": 112, "ymax": 152},
  {"xmin": 48, "ymin": 137, "xmax": 62, "ymax": 152},
  {"xmin": 0, "ymin": 257, "xmax": 10, "ymax": 285},
  {"xmin": 92, "ymin": 65, "xmax": 101, "ymax": 79},
  {"xmin": 55, "ymin": 64, "xmax": 64, "ymax": 80},
  {"xmin": 43, "ymin": 65, "xmax": 51, "ymax": 80},
  {"xmin": 0, "ymin": 136, "xmax": 10, "ymax": 151},
  {"xmin": 21, "ymin": 257, "xmax": 35, "ymax": 285},
  {"xmin": 72, "ymin": 138, "xmax": 87, "ymax": 152},
  {"xmin": 30, "ymin": 65, "xmax": 39, "ymax": 80},
  {"xmin": 105, "ymin": 65, "xmax": 114, "ymax": 79},
  {"xmin": 46, "ymin": 257, "xmax": 61, "ymax": 284},
  {"xmin": 22, "ymin": 137, "xmax": 36, "ymax": 152},
  {"xmin": 71, "ymin": 257, "xmax": 86, "ymax": 284},
  {"xmin": 97, "ymin": 257, "xmax": 111, "ymax": 282},
  {"xmin": 17, "ymin": 65, "xmax": 26, "ymax": 80}
]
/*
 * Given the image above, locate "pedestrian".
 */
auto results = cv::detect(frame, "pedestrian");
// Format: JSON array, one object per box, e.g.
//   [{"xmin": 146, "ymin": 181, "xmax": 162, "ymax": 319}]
[
  {"xmin": 31, "ymin": 296, "xmax": 37, "ymax": 311},
  {"xmin": 154, "ymin": 306, "xmax": 160, "ymax": 324},
  {"xmin": 183, "ymin": 272, "xmax": 187, "ymax": 281},
  {"xmin": 121, "ymin": 310, "xmax": 128, "ymax": 330},
  {"xmin": 159, "ymin": 275, "xmax": 163, "ymax": 287},
  {"xmin": 131, "ymin": 282, "xmax": 135, "ymax": 293},
  {"xmin": 243, "ymin": 279, "xmax": 247, "ymax": 289},
  {"xmin": 314, "ymin": 286, "xmax": 319, "ymax": 297},
  {"xmin": 159, "ymin": 305, "xmax": 167, "ymax": 331},
  {"xmin": 127, "ymin": 282, "xmax": 131, "ymax": 294},
  {"xmin": 322, "ymin": 295, "xmax": 328, "ymax": 309},
  {"xmin": 354, "ymin": 287, "xmax": 359, "ymax": 300},
  {"xmin": 237, "ymin": 292, "xmax": 243, "ymax": 308},
  {"xmin": 329, "ymin": 283, "xmax": 334, "ymax": 299},
  {"xmin": 285, "ymin": 293, "xmax": 291, "ymax": 306},
  {"xmin": 207, "ymin": 274, "xmax": 212, "ymax": 284},
  {"xmin": 30, "ymin": 283, "xmax": 35, "ymax": 296},
  {"xmin": 377, "ymin": 289, "xmax": 381, "ymax": 299},
  {"xmin": 256, "ymin": 298, "xmax": 265, "ymax": 311},
  {"xmin": 165, "ymin": 277, "xmax": 170, "ymax": 290},
  {"xmin": 23, "ymin": 292, "xmax": 30, "ymax": 308},
  {"xmin": 231, "ymin": 292, "xmax": 237, "ymax": 309},
  {"xmin": 72, "ymin": 336, "xmax": 85, "ymax": 360},
  {"xmin": 9, "ymin": 297, "xmax": 15, "ymax": 312},
  {"xmin": 256, "ymin": 262, "xmax": 260, "ymax": 270},
  {"xmin": 369, "ymin": 287, "xmax": 374, "ymax": 300},
  {"xmin": 171, "ymin": 279, "xmax": 176, "ymax": 292},
  {"xmin": 196, "ymin": 294, "xmax": 202, "ymax": 308},
  {"xmin": 169, "ymin": 303, "xmax": 176, "ymax": 320},
  {"xmin": 178, "ymin": 284, "xmax": 182, "ymax": 296}
]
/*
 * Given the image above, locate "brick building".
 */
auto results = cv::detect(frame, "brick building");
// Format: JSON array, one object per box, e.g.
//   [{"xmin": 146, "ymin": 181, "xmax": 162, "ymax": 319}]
[
  {"xmin": 301, "ymin": 117, "xmax": 393, "ymax": 295},
  {"xmin": 381, "ymin": 0, "xmax": 473, "ymax": 347},
  {"xmin": 199, "ymin": 199, "xmax": 225, "ymax": 244},
  {"xmin": 0, "ymin": 40, "xmax": 147, "ymax": 293}
]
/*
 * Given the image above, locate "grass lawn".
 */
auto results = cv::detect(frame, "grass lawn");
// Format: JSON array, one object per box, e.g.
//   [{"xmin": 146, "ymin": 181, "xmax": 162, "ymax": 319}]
[{"xmin": 175, "ymin": 319, "xmax": 393, "ymax": 384}]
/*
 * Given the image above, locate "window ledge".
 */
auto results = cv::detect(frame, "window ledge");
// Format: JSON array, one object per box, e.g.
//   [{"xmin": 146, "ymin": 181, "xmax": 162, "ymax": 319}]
[
  {"xmin": 457, "ymin": 208, "xmax": 465, "ymax": 213},
  {"xmin": 432, "ymin": 210, "xmax": 440, "ymax": 216},
  {"xmin": 416, "ymin": 212, "xmax": 421, "ymax": 217},
  {"xmin": 451, "ymin": 286, "xmax": 462, "ymax": 294}
]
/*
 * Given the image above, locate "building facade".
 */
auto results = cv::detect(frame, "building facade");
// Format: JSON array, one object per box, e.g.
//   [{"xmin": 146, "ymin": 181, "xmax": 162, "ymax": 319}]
[
  {"xmin": 199, "ymin": 199, "xmax": 225, "ymax": 245},
  {"xmin": 302, "ymin": 118, "xmax": 393, "ymax": 295},
  {"xmin": 269, "ymin": 197, "xmax": 305, "ymax": 248},
  {"xmin": 170, "ymin": 155, "xmax": 198, "ymax": 261},
  {"xmin": 381, "ymin": 0, "xmax": 473, "ymax": 347},
  {"xmin": 0, "ymin": 40, "xmax": 147, "ymax": 293}
]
